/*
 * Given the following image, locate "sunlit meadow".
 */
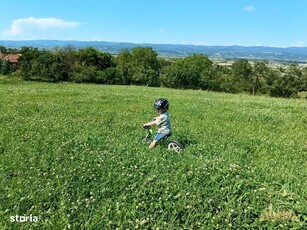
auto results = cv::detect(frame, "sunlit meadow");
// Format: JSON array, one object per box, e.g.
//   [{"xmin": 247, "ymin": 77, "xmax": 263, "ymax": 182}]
[{"xmin": 0, "ymin": 77, "xmax": 306, "ymax": 229}]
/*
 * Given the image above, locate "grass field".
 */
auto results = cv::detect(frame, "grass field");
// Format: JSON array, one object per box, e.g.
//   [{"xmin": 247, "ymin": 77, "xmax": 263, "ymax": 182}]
[{"xmin": 0, "ymin": 78, "xmax": 307, "ymax": 229}]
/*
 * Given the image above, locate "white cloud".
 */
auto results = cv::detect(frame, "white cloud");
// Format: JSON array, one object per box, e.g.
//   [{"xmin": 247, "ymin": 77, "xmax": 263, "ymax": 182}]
[
  {"xmin": 244, "ymin": 6, "xmax": 256, "ymax": 12},
  {"xmin": 292, "ymin": 41, "xmax": 304, "ymax": 47},
  {"xmin": 3, "ymin": 17, "xmax": 80, "ymax": 37}
]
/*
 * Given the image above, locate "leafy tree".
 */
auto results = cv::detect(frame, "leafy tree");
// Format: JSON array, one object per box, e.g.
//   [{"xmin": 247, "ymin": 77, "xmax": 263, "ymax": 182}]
[
  {"xmin": 130, "ymin": 47, "xmax": 160, "ymax": 86},
  {"xmin": 75, "ymin": 47, "xmax": 116, "ymax": 83},
  {"xmin": 187, "ymin": 54, "xmax": 214, "ymax": 89},
  {"xmin": 270, "ymin": 64, "xmax": 302, "ymax": 97},
  {"xmin": 32, "ymin": 50, "xmax": 61, "ymax": 81},
  {"xmin": 252, "ymin": 61, "xmax": 269, "ymax": 95},
  {"xmin": 161, "ymin": 61, "xmax": 184, "ymax": 88},
  {"xmin": 116, "ymin": 49, "xmax": 133, "ymax": 85},
  {"xmin": 158, "ymin": 57, "xmax": 172, "ymax": 69},
  {"xmin": 0, "ymin": 59, "xmax": 12, "ymax": 75},
  {"xmin": 231, "ymin": 59, "xmax": 253, "ymax": 93},
  {"xmin": 71, "ymin": 64, "xmax": 96, "ymax": 83},
  {"xmin": 162, "ymin": 54, "xmax": 214, "ymax": 89},
  {"xmin": 78, "ymin": 47, "xmax": 99, "ymax": 67},
  {"xmin": 53, "ymin": 45, "xmax": 78, "ymax": 82},
  {"xmin": 116, "ymin": 47, "xmax": 160, "ymax": 86},
  {"xmin": 301, "ymin": 68, "xmax": 307, "ymax": 92},
  {"xmin": 97, "ymin": 67, "xmax": 117, "ymax": 84},
  {"xmin": 7, "ymin": 48, "xmax": 18, "ymax": 54},
  {"xmin": 3, "ymin": 43, "xmax": 305, "ymax": 99},
  {"xmin": 97, "ymin": 52, "xmax": 115, "ymax": 70},
  {"xmin": 261, "ymin": 67, "xmax": 280, "ymax": 95},
  {"xmin": 214, "ymin": 65, "xmax": 235, "ymax": 93},
  {"xmin": 19, "ymin": 47, "xmax": 41, "ymax": 80},
  {"xmin": 200, "ymin": 64, "xmax": 219, "ymax": 91},
  {"xmin": 18, "ymin": 48, "xmax": 63, "ymax": 81},
  {"xmin": 0, "ymin": 45, "xmax": 8, "ymax": 54}
]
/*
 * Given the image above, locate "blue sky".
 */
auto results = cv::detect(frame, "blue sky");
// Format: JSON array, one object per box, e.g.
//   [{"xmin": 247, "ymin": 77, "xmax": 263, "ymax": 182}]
[{"xmin": 1, "ymin": 0, "xmax": 306, "ymax": 47}]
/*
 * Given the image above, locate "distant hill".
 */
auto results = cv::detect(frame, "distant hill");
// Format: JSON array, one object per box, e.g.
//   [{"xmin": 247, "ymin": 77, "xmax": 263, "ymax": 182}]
[{"xmin": 1, "ymin": 40, "xmax": 307, "ymax": 62}]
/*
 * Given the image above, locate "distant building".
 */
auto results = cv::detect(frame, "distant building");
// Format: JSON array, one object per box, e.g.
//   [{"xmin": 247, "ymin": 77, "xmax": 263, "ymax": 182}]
[{"xmin": 0, "ymin": 53, "xmax": 21, "ymax": 66}]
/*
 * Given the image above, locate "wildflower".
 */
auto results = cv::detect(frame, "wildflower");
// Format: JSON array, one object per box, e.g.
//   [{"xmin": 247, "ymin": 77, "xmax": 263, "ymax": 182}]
[{"xmin": 175, "ymin": 193, "xmax": 181, "ymax": 199}]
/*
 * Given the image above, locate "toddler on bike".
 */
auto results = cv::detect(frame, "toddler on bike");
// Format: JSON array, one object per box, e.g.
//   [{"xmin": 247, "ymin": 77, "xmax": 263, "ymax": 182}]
[{"xmin": 143, "ymin": 98, "xmax": 172, "ymax": 149}]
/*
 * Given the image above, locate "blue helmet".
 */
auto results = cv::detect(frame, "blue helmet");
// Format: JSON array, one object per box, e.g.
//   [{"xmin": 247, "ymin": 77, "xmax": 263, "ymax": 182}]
[{"xmin": 153, "ymin": 98, "xmax": 169, "ymax": 110}]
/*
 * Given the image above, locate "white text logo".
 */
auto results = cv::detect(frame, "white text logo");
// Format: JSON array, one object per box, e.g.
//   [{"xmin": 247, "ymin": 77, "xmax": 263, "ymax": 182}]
[{"xmin": 10, "ymin": 215, "xmax": 38, "ymax": 223}]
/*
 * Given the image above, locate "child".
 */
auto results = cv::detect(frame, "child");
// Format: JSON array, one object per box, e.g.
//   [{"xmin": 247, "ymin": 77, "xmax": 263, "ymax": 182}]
[{"xmin": 143, "ymin": 98, "xmax": 172, "ymax": 149}]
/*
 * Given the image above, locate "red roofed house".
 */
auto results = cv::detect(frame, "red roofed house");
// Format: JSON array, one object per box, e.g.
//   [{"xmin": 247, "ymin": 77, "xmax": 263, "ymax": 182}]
[{"xmin": 0, "ymin": 53, "xmax": 21, "ymax": 66}]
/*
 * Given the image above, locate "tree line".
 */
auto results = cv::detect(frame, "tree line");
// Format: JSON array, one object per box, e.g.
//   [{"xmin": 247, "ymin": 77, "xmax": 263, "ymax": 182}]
[{"xmin": 1, "ymin": 45, "xmax": 307, "ymax": 98}]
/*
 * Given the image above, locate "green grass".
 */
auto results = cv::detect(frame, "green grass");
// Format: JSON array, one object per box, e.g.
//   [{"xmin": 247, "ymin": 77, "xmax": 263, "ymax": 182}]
[{"xmin": 0, "ymin": 78, "xmax": 307, "ymax": 229}]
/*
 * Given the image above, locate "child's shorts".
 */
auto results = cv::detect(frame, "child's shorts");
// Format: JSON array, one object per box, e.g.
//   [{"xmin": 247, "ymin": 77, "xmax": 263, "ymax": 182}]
[{"xmin": 154, "ymin": 132, "xmax": 172, "ymax": 142}]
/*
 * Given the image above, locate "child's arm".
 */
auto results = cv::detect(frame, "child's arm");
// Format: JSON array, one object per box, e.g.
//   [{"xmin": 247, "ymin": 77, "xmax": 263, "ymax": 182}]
[{"xmin": 143, "ymin": 120, "xmax": 157, "ymax": 128}]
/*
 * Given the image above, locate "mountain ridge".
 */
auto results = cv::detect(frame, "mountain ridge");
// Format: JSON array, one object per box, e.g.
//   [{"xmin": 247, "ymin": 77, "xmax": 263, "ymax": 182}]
[{"xmin": 1, "ymin": 40, "xmax": 307, "ymax": 62}]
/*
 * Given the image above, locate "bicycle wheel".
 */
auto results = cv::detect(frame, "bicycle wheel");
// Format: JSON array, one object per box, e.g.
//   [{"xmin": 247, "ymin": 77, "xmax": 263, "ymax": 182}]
[{"xmin": 167, "ymin": 140, "xmax": 183, "ymax": 153}]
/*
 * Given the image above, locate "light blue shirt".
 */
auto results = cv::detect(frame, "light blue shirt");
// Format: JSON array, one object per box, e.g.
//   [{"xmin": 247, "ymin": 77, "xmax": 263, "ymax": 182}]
[{"xmin": 155, "ymin": 112, "xmax": 172, "ymax": 134}]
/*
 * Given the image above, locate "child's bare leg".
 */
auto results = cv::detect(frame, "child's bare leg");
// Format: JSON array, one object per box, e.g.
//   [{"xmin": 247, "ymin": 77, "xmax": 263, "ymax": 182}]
[{"xmin": 149, "ymin": 140, "xmax": 157, "ymax": 149}]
